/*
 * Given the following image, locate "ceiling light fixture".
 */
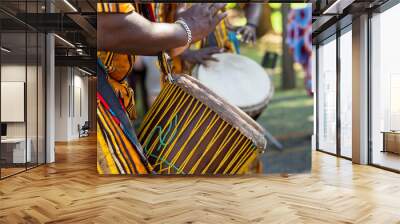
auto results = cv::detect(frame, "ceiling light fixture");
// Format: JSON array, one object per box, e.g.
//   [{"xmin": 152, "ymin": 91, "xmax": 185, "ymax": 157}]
[
  {"xmin": 322, "ymin": 0, "xmax": 354, "ymax": 15},
  {"xmin": 63, "ymin": 0, "xmax": 78, "ymax": 12},
  {"xmin": 78, "ymin": 67, "xmax": 93, "ymax": 76},
  {"xmin": 54, "ymin": 34, "xmax": 75, "ymax": 48},
  {"xmin": 1, "ymin": 47, "xmax": 11, "ymax": 53},
  {"xmin": 76, "ymin": 49, "xmax": 85, "ymax": 55}
]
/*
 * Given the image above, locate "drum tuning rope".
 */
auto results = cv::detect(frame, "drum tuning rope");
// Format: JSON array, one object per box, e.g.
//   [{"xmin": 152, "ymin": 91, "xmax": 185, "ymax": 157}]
[
  {"xmin": 158, "ymin": 52, "xmax": 175, "ymax": 84},
  {"xmin": 138, "ymin": 77, "xmax": 265, "ymax": 175}
]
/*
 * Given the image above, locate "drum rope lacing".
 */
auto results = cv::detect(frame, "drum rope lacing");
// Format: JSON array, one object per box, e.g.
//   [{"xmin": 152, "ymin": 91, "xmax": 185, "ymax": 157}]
[
  {"xmin": 163, "ymin": 53, "xmax": 175, "ymax": 83},
  {"xmin": 142, "ymin": 114, "xmax": 182, "ymax": 173}
]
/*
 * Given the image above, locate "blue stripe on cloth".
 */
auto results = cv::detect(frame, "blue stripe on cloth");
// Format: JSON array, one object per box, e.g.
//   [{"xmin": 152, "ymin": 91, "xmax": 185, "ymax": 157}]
[{"xmin": 97, "ymin": 59, "xmax": 153, "ymax": 174}]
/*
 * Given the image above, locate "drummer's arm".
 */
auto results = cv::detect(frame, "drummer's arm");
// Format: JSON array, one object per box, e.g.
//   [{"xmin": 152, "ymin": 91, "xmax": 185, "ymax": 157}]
[
  {"xmin": 98, "ymin": 4, "xmax": 228, "ymax": 56},
  {"xmin": 245, "ymin": 3, "xmax": 262, "ymax": 27},
  {"xmin": 236, "ymin": 4, "xmax": 262, "ymax": 43},
  {"xmin": 98, "ymin": 13, "xmax": 187, "ymax": 55}
]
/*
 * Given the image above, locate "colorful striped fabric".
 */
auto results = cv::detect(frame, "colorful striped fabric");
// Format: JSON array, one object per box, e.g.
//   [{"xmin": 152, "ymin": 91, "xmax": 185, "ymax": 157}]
[
  {"xmin": 97, "ymin": 2, "xmax": 135, "ymax": 13},
  {"xmin": 97, "ymin": 3, "xmax": 137, "ymax": 121},
  {"xmin": 97, "ymin": 3, "xmax": 156, "ymax": 174},
  {"xmin": 97, "ymin": 3, "xmax": 136, "ymax": 82},
  {"xmin": 97, "ymin": 60, "xmax": 153, "ymax": 175}
]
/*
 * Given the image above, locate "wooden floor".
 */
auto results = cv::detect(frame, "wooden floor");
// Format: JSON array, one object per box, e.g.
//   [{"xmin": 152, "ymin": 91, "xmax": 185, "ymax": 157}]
[
  {"xmin": 0, "ymin": 167, "xmax": 26, "ymax": 178},
  {"xmin": 373, "ymin": 150, "xmax": 400, "ymax": 171},
  {"xmin": 0, "ymin": 136, "xmax": 400, "ymax": 224}
]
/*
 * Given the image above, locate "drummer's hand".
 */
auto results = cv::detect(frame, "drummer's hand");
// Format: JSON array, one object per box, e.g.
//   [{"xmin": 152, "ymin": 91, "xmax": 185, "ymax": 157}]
[
  {"xmin": 237, "ymin": 24, "xmax": 257, "ymax": 44},
  {"xmin": 181, "ymin": 47, "xmax": 223, "ymax": 66},
  {"xmin": 178, "ymin": 3, "xmax": 228, "ymax": 43}
]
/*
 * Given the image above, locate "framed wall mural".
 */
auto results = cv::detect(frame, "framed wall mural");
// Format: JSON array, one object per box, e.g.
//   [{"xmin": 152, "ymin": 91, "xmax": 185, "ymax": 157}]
[{"xmin": 97, "ymin": 2, "xmax": 312, "ymax": 175}]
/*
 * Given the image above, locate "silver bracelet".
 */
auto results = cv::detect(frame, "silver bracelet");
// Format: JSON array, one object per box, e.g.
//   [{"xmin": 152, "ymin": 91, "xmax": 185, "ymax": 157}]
[{"xmin": 175, "ymin": 18, "xmax": 192, "ymax": 46}]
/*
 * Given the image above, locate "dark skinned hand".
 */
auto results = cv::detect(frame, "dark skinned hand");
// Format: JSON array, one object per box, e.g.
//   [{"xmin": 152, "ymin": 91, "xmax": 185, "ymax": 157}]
[
  {"xmin": 178, "ymin": 3, "xmax": 228, "ymax": 43},
  {"xmin": 181, "ymin": 47, "xmax": 224, "ymax": 66},
  {"xmin": 237, "ymin": 24, "xmax": 257, "ymax": 44}
]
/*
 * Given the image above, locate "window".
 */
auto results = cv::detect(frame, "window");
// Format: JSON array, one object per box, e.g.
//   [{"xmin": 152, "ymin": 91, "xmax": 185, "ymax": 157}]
[
  {"xmin": 339, "ymin": 28, "xmax": 352, "ymax": 158},
  {"xmin": 317, "ymin": 36, "xmax": 337, "ymax": 154},
  {"xmin": 0, "ymin": 0, "xmax": 46, "ymax": 179},
  {"xmin": 370, "ymin": 3, "xmax": 400, "ymax": 171}
]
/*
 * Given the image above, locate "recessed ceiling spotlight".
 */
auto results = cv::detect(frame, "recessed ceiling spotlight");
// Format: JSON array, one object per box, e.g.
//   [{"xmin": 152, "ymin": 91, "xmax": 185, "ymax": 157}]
[
  {"xmin": 54, "ymin": 34, "xmax": 75, "ymax": 48},
  {"xmin": 63, "ymin": 0, "xmax": 78, "ymax": 12},
  {"xmin": 322, "ymin": 0, "xmax": 354, "ymax": 15},
  {"xmin": 78, "ymin": 67, "xmax": 93, "ymax": 76},
  {"xmin": 1, "ymin": 47, "xmax": 11, "ymax": 53}
]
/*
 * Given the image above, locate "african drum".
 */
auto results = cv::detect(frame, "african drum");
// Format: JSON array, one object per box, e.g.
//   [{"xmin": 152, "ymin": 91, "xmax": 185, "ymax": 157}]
[
  {"xmin": 193, "ymin": 53, "xmax": 274, "ymax": 118},
  {"xmin": 137, "ymin": 74, "xmax": 267, "ymax": 175}
]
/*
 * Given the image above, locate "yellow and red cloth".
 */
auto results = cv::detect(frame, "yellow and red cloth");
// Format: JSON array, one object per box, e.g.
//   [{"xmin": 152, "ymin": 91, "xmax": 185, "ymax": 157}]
[{"xmin": 97, "ymin": 3, "xmax": 155, "ymax": 174}]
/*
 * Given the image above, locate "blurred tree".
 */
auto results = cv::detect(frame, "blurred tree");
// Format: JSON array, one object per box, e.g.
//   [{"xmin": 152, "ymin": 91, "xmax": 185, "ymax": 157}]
[
  {"xmin": 256, "ymin": 5, "xmax": 273, "ymax": 38},
  {"xmin": 281, "ymin": 4, "xmax": 296, "ymax": 90}
]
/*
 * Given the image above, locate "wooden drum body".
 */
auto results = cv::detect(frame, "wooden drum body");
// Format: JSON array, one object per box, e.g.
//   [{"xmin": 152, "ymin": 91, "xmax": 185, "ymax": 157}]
[
  {"xmin": 138, "ymin": 75, "xmax": 267, "ymax": 175},
  {"xmin": 193, "ymin": 53, "xmax": 274, "ymax": 118}
]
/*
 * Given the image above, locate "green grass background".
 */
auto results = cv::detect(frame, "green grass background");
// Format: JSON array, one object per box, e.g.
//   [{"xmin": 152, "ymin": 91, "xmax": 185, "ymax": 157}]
[{"xmin": 241, "ymin": 45, "xmax": 313, "ymax": 173}]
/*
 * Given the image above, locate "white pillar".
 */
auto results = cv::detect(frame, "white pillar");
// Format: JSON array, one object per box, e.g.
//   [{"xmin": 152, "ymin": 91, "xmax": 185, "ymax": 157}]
[
  {"xmin": 46, "ymin": 32, "xmax": 55, "ymax": 163},
  {"xmin": 54, "ymin": 67, "xmax": 72, "ymax": 141},
  {"xmin": 352, "ymin": 14, "xmax": 369, "ymax": 164},
  {"xmin": 312, "ymin": 45, "xmax": 317, "ymax": 151}
]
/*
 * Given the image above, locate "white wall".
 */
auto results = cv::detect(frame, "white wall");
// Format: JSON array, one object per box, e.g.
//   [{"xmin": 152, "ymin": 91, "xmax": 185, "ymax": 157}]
[
  {"xmin": 312, "ymin": 45, "xmax": 316, "ymax": 150},
  {"xmin": 1, "ymin": 63, "xmax": 46, "ymax": 164},
  {"xmin": 54, "ymin": 67, "xmax": 89, "ymax": 141},
  {"xmin": 55, "ymin": 66, "xmax": 69, "ymax": 141},
  {"xmin": 1, "ymin": 64, "xmax": 27, "ymax": 138},
  {"xmin": 1, "ymin": 64, "xmax": 26, "ymax": 81}
]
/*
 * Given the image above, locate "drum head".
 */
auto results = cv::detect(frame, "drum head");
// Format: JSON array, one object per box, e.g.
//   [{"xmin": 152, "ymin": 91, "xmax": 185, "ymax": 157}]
[{"xmin": 196, "ymin": 53, "xmax": 272, "ymax": 109}]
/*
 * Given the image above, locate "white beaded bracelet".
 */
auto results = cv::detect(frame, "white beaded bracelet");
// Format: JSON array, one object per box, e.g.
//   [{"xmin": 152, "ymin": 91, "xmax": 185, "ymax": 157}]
[{"xmin": 175, "ymin": 18, "xmax": 192, "ymax": 46}]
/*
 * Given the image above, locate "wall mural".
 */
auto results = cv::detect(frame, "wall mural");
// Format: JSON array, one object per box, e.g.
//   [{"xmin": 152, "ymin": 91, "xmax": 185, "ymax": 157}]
[{"xmin": 97, "ymin": 3, "xmax": 312, "ymax": 175}]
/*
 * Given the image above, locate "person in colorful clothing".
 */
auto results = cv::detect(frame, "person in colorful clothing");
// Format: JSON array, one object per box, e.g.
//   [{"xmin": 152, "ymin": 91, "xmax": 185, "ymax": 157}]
[
  {"xmin": 97, "ymin": 3, "xmax": 227, "ymax": 174},
  {"xmin": 286, "ymin": 6, "xmax": 313, "ymax": 96}
]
